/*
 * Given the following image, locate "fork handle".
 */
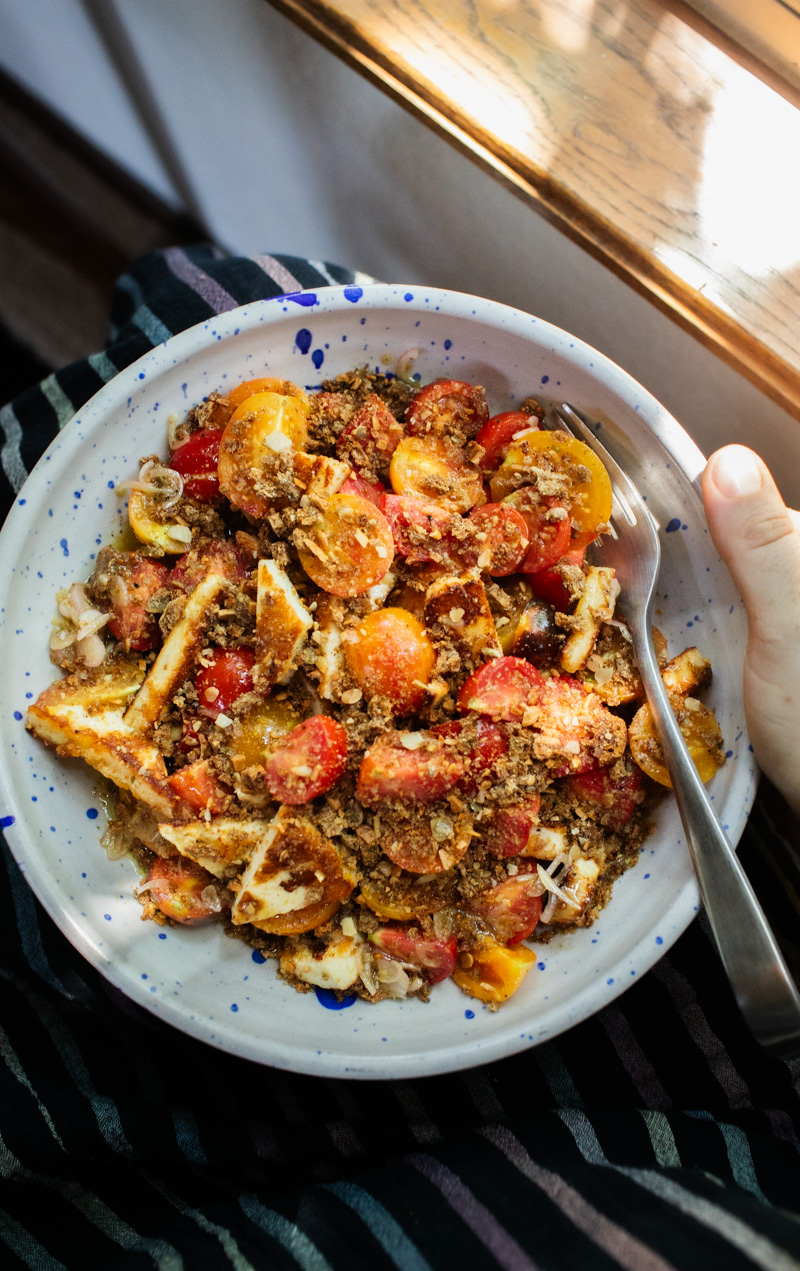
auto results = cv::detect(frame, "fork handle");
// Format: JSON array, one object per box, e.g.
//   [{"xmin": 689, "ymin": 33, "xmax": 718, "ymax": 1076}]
[{"xmin": 635, "ymin": 623, "xmax": 800, "ymax": 1058}]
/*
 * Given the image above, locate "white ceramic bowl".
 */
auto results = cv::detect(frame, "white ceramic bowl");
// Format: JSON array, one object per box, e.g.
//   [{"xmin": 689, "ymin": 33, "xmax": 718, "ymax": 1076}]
[{"xmin": 0, "ymin": 284, "xmax": 756, "ymax": 1077}]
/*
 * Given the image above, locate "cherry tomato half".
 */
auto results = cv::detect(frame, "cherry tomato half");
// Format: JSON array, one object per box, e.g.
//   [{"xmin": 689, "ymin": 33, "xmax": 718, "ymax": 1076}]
[
  {"xmin": 503, "ymin": 489, "xmax": 571, "ymax": 574},
  {"xmin": 357, "ymin": 731, "xmax": 465, "ymax": 805},
  {"xmin": 465, "ymin": 503, "xmax": 530, "ymax": 576},
  {"xmin": 484, "ymin": 796, "xmax": 542, "ymax": 857},
  {"xmin": 527, "ymin": 546, "xmax": 586, "ymax": 611},
  {"xmin": 491, "ymin": 430, "xmax": 612, "ymax": 548},
  {"xmin": 474, "ymin": 411, "xmax": 538, "ymax": 471},
  {"xmin": 370, "ymin": 927, "xmax": 458, "ymax": 984},
  {"xmin": 381, "ymin": 494, "xmax": 458, "ymax": 565},
  {"xmin": 168, "ymin": 759, "xmax": 229, "ymax": 813},
  {"xmin": 106, "ymin": 554, "xmax": 170, "ymax": 652},
  {"xmin": 561, "ymin": 764, "xmax": 643, "ymax": 831},
  {"xmin": 264, "ymin": 716, "xmax": 348, "ymax": 804},
  {"xmin": 340, "ymin": 473, "xmax": 387, "ymax": 508},
  {"xmin": 405, "ymin": 380, "xmax": 489, "ymax": 441},
  {"xmin": 467, "ymin": 875, "xmax": 543, "ymax": 944},
  {"xmin": 379, "ymin": 811, "xmax": 473, "ymax": 874},
  {"xmin": 295, "ymin": 493, "xmax": 394, "ymax": 596},
  {"xmin": 169, "ymin": 428, "xmax": 224, "ymax": 502},
  {"xmin": 170, "ymin": 538, "xmax": 248, "ymax": 592},
  {"xmin": 194, "ymin": 648, "xmax": 256, "ymax": 719},
  {"xmin": 430, "ymin": 718, "xmax": 509, "ymax": 793},
  {"xmin": 336, "ymin": 393, "xmax": 405, "ymax": 477},
  {"xmin": 344, "ymin": 607, "xmax": 435, "ymax": 715},
  {"xmin": 390, "ymin": 435, "xmax": 486, "ymax": 514},
  {"xmin": 146, "ymin": 856, "xmax": 225, "ymax": 925},
  {"xmin": 629, "ymin": 696, "xmax": 724, "ymax": 788},
  {"xmin": 458, "ymin": 656, "xmax": 544, "ymax": 721}
]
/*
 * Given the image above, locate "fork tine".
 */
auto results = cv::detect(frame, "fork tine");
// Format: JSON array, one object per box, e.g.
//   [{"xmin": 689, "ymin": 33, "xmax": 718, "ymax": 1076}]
[{"xmin": 548, "ymin": 404, "xmax": 640, "ymax": 527}]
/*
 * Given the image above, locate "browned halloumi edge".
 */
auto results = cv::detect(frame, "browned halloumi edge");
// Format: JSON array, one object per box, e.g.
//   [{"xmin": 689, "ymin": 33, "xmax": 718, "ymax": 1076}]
[
  {"xmin": 560, "ymin": 566, "xmax": 620, "ymax": 674},
  {"xmin": 26, "ymin": 664, "xmax": 188, "ymax": 821},
  {"xmin": 124, "ymin": 571, "xmax": 229, "ymax": 733},
  {"xmin": 158, "ymin": 816, "xmax": 273, "ymax": 878},
  {"xmin": 424, "ymin": 570, "xmax": 502, "ymax": 664},
  {"xmin": 255, "ymin": 560, "xmax": 313, "ymax": 687},
  {"xmin": 293, "ymin": 452, "xmax": 351, "ymax": 499}
]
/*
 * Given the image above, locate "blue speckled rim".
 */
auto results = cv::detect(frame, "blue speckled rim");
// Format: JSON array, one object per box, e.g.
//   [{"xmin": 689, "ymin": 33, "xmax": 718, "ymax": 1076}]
[{"xmin": 0, "ymin": 285, "xmax": 758, "ymax": 1078}]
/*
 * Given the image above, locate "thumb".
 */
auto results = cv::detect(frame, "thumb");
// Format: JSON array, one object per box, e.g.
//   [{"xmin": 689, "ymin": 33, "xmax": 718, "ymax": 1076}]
[{"xmin": 701, "ymin": 445, "xmax": 800, "ymax": 639}]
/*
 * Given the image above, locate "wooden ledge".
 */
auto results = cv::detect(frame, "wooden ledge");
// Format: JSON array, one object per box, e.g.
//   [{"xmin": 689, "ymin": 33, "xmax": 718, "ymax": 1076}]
[{"xmin": 265, "ymin": 0, "xmax": 800, "ymax": 422}]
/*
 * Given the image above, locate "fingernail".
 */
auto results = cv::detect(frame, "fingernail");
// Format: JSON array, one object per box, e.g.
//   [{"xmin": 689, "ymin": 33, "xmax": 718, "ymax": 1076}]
[{"xmin": 710, "ymin": 446, "xmax": 764, "ymax": 498}]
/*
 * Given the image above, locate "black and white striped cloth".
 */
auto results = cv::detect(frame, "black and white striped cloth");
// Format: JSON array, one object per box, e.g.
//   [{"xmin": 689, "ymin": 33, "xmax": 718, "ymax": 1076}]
[{"xmin": 2, "ymin": 245, "xmax": 799, "ymax": 1271}]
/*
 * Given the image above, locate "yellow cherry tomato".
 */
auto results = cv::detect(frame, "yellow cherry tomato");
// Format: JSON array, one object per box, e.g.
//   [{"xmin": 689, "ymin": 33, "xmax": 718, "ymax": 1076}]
[
  {"xmin": 218, "ymin": 389, "xmax": 309, "ymax": 518},
  {"xmin": 490, "ymin": 429, "xmax": 612, "ymax": 548},
  {"xmin": 452, "ymin": 938, "xmax": 537, "ymax": 1003},
  {"xmin": 629, "ymin": 694, "xmax": 725, "ymax": 787},
  {"xmin": 390, "ymin": 435, "xmax": 486, "ymax": 513}
]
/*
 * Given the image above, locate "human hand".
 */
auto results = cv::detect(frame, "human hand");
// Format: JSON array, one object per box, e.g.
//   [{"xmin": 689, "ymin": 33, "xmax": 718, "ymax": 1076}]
[{"xmin": 702, "ymin": 446, "xmax": 800, "ymax": 817}]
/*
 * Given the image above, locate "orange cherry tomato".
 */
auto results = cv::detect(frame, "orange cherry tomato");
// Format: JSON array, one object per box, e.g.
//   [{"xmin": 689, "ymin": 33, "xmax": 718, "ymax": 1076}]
[
  {"xmin": 357, "ymin": 731, "xmax": 465, "ymax": 805},
  {"xmin": 264, "ymin": 716, "xmax": 348, "ymax": 804},
  {"xmin": 389, "ymin": 436, "xmax": 486, "ymax": 514},
  {"xmin": 336, "ymin": 393, "xmax": 406, "ymax": 476},
  {"xmin": 379, "ymin": 811, "xmax": 473, "ymax": 874},
  {"xmin": 629, "ymin": 696, "xmax": 724, "ymax": 788},
  {"xmin": 344, "ymin": 608, "xmax": 436, "ymax": 714},
  {"xmin": 458, "ymin": 656, "xmax": 545, "ymax": 721},
  {"xmin": 224, "ymin": 377, "xmax": 306, "ymax": 411},
  {"xmin": 370, "ymin": 927, "xmax": 458, "ymax": 983},
  {"xmin": 491, "ymin": 430, "xmax": 613, "ymax": 548},
  {"xmin": 467, "ymin": 874, "xmax": 544, "ymax": 944},
  {"xmin": 295, "ymin": 492, "xmax": 394, "ymax": 596},
  {"xmin": 465, "ymin": 504, "xmax": 530, "ymax": 575},
  {"xmin": 474, "ymin": 411, "xmax": 538, "ymax": 471},
  {"xmin": 168, "ymin": 759, "xmax": 229, "ymax": 814},
  {"xmin": 218, "ymin": 389, "xmax": 309, "ymax": 518},
  {"xmin": 503, "ymin": 489, "xmax": 571, "ymax": 573},
  {"xmin": 231, "ymin": 698, "xmax": 304, "ymax": 768},
  {"xmin": 484, "ymin": 796, "xmax": 542, "ymax": 857},
  {"xmin": 535, "ymin": 675, "xmax": 626, "ymax": 776},
  {"xmin": 453, "ymin": 938, "xmax": 537, "ymax": 1002},
  {"xmin": 405, "ymin": 379, "xmax": 489, "ymax": 440},
  {"xmin": 146, "ymin": 856, "xmax": 226, "ymax": 925}
]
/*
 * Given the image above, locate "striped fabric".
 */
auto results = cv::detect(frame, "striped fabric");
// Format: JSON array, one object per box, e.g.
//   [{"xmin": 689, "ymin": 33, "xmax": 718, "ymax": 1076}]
[{"xmin": 1, "ymin": 244, "xmax": 799, "ymax": 1270}]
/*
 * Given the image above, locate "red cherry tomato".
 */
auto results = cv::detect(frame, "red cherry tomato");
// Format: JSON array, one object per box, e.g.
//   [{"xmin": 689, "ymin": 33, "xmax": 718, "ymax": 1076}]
[
  {"xmin": 536, "ymin": 674, "xmax": 623, "ymax": 775},
  {"xmin": 381, "ymin": 494, "xmax": 458, "ymax": 564},
  {"xmin": 562, "ymin": 764, "xmax": 643, "ymax": 831},
  {"xmin": 194, "ymin": 648, "xmax": 255, "ymax": 719},
  {"xmin": 264, "ymin": 716, "xmax": 348, "ymax": 804},
  {"xmin": 146, "ymin": 856, "xmax": 226, "ymax": 925},
  {"xmin": 526, "ymin": 546, "xmax": 586, "ymax": 611},
  {"xmin": 484, "ymin": 797, "xmax": 542, "ymax": 857},
  {"xmin": 467, "ymin": 875, "xmax": 543, "ymax": 944},
  {"xmin": 170, "ymin": 539, "xmax": 249, "ymax": 591},
  {"xmin": 405, "ymin": 380, "xmax": 489, "ymax": 440},
  {"xmin": 370, "ymin": 927, "xmax": 458, "ymax": 984},
  {"xmin": 340, "ymin": 473, "xmax": 388, "ymax": 508},
  {"xmin": 466, "ymin": 504, "xmax": 530, "ymax": 576},
  {"xmin": 503, "ymin": 490, "xmax": 571, "ymax": 574},
  {"xmin": 336, "ymin": 393, "xmax": 405, "ymax": 474},
  {"xmin": 106, "ymin": 555, "xmax": 170, "ymax": 652},
  {"xmin": 357, "ymin": 731, "xmax": 465, "ymax": 805},
  {"xmin": 169, "ymin": 428, "xmax": 224, "ymax": 502},
  {"xmin": 430, "ymin": 719, "xmax": 509, "ymax": 793},
  {"xmin": 474, "ymin": 411, "xmax": 538, "ymax": 471},
  {"xmin": 458, "ymin": 657, "xmax": 545, "ymax": 721},
  {"xmin": 168, "ymin": 759, "xmax": 229, "ymax": 813}
]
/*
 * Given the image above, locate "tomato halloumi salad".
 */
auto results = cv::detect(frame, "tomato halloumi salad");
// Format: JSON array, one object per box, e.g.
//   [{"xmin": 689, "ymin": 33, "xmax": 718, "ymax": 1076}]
[{"xmin": 27, "ymin": 368, "xmax": 726, "ymax": 1006}]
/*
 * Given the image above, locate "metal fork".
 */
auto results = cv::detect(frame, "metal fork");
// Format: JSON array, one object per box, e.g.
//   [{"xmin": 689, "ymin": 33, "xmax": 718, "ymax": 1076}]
[{"xmin": 547, "ymin": 402, "xmax": 800, "ymax": 1058}]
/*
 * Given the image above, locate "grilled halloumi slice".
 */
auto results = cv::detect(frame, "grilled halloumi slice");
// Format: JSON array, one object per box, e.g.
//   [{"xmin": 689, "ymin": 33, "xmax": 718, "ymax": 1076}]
[
  {"xmin": 560, "ymin": 567, "xmax": 620, "ymax": 674},
  {"xmin": 124, "ymin": 571, "xmax": 229, "ymax": 733},
  {"xmin": 293, "ymin": 452, "xmax": 351, "ymax": 499},
  {"xmin": 158, "ymin": 816, "xmax": 271, "ymax": 878},
  {"xmin": 27, "ymin": 659, "xmax": 187, "ymax": 820},
  {"xmin": 547, "ymin": 855, "xmax": 601, "ymax": 924},
  {"xmin": 231, "ymin": 807, "xmax": 355, "ymax": 935},
  {"xmin": 255, "ymin": 560, "xmax": 313, "ymax": 687},
  {"xmin": 518, "ymin": 824, "xmax": 570, "ymax": 860},
  {"xmin": 280, "ymin": 934, "xmax": 363, "ymax": 990},
  {"xmin": 424, "ymin": 570, "xmax": 502, "ymax": 663}
]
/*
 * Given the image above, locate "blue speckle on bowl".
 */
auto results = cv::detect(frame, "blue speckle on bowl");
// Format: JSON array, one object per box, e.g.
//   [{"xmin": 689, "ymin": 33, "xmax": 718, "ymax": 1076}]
[{"xmin": 315, "ymin": 988, "xmax": 355, "ymax": 1010}]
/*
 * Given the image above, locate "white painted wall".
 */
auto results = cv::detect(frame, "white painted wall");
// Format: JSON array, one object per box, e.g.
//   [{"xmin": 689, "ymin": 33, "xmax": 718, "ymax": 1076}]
[{"xmin": 2, "ymin": 0, "xmax": 799, "ymax": 502}]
